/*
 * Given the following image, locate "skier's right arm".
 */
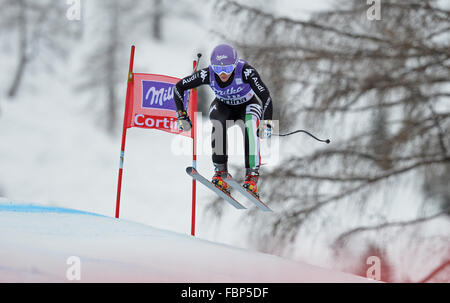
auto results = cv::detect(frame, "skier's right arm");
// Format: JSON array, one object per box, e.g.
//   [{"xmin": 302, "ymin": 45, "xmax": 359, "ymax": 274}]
[{"xmin": 173, "ymin": 67, "xmax": 210, "ymax": 113}]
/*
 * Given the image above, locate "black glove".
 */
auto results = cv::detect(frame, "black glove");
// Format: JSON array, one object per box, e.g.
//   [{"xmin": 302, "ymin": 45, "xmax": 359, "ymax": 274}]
[{"xmin": 176, "ymin": 110, "xmax": 192, "ymax": 131}]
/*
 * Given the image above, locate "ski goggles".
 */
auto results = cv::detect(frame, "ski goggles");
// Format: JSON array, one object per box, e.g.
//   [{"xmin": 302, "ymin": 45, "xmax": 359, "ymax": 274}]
[{"xmin": 211, "ymin": 64, "xmax": 236, "ymax": 75}]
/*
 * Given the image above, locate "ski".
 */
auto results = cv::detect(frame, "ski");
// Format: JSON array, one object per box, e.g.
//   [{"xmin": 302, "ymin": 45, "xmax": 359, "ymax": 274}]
[
  {"xmin": 186, "ymin": 167, "xmax": 246, "ymax": 210},
  {"xmin": 221, "ymin": 172, "xmax": 273, "ymax": 212}
]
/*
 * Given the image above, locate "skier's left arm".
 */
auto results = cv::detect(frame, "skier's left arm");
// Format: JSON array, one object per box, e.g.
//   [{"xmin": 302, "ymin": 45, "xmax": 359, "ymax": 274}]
[{"xmin": 243, "ymin": 64, "xmax": 273, "ymax": 138}]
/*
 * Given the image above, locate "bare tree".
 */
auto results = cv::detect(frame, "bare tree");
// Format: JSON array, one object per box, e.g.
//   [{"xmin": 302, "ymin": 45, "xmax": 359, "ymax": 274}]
[
  {"xmin": 152, "ymin": 0, "xmax": 164, "ymax": 41},
  {"xmin": 77, "ymin": 0, "xmax": 138, "ymax": 133},
  {"xmin": 130, "ymin": 0, "xmax": 166, "ymax": 41},
  {"xmin": 77, "ymin": 0, "xmax": 185, "ymax": 133},
  {"xmin": 210, "ymin": 0, "xmax": 294, "ymax": 130},
  {"xmin": 209, "ymin": 0, "xmax": 450, "ymax": 281},
  {"xmin": 418, "ymin": 259, "xmax": 450, "ymax": 282},
  {"xmin": 0, "ymin": 0, "xmax": 78, "ymax": 98}
]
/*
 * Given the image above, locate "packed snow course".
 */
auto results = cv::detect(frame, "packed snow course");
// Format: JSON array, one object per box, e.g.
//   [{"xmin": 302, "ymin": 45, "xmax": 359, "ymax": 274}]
[{"xmin": 0, "ymin": 201, "xmax": 373, "ymax": 282}]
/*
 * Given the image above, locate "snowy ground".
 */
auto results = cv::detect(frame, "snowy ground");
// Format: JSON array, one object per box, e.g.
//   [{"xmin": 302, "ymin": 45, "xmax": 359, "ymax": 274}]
[{"xmin": 0, "ymin": 200, "xmax": 373, "ymax": 283}]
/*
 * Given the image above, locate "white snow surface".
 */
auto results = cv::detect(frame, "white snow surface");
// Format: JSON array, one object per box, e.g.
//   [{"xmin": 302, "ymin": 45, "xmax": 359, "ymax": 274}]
[{"xmin": 0, "ymin": 200, "xmax": 373, "ymax": 283}]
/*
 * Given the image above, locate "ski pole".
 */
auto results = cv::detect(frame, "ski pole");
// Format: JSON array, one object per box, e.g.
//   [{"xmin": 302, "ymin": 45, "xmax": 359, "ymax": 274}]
[
  {"xmin": 186, "ymin": 53, "xmax": 202, "ymax": 112},
  {"xmin": 195, "ymin": 53, "xmax": 202, "ymax": 71},
  {"xmin": 273, "ymin": 129, "xmax": 331, "ymax": 144}
]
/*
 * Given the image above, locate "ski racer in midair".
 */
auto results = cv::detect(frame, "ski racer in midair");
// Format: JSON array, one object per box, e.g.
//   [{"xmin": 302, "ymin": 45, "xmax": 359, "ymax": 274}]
[{"xmin": 173, "ymin": 43, "xmax": 273, "ymax": 198}]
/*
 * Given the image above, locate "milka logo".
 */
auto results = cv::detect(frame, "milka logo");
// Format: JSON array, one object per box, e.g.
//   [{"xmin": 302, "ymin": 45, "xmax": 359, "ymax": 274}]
[
  {"xmin": 216, "ymin": 55, "xmax": 228, "ymax": 61},
  {"xmin": 145, "ymin": 86, "xmax": 173, "ymax": 106},
  {"xmin": 213, "ymin": 86, "xmax": 243, "ymax": 96},
  {"xmin": 141, "ymin": 80, "xmax": 178, "ymax": 111}
]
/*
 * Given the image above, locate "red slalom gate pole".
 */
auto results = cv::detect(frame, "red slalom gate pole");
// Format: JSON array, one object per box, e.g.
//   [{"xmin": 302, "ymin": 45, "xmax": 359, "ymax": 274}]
[
  {"xmin": 190, "ymin": 58, "xmax": 199, "ymax": 236},
  {"xmin": 115, "ymin": 45, "xmax": 135, "ymax": 219},
  {"xmin": 190, "ymin": 95, "xmax": 197, "ymax": 236}
]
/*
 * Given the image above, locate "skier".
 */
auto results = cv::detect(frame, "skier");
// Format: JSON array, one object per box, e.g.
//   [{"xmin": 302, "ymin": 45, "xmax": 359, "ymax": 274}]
[{"xmin": 173, "ymin": 43, "xmax": 273, "ymax": 198}]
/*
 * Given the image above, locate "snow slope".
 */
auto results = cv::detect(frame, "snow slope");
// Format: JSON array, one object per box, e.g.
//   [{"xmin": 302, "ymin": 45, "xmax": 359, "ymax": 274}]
[{"xmin": 0, "ymin": 200, "xmax": 373, "ymax": 283}]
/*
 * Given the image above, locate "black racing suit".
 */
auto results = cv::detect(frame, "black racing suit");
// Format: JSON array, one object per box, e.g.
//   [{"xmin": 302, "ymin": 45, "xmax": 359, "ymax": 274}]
[{"xmin": 173, "ymin": 63, "xmax": 273, "ymax": 170}]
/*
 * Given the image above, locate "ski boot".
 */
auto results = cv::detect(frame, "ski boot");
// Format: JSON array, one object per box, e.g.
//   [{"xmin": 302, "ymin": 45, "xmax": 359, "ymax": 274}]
[
  {"xmin": 243, "ymin": 168, "xmax": 260, "ymax": 198},
  {"xmin": 211, "ymin": 163, "xmax": 230, "ymax": 195}
]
